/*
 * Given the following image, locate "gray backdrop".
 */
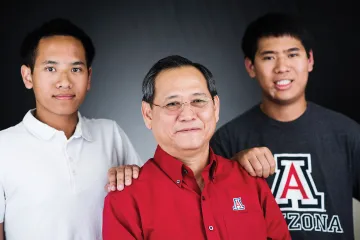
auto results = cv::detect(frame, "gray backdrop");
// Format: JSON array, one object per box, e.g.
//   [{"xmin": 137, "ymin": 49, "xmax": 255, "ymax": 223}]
[{"xmin": 1, "ymin": 0, "xmax": 359, "ymax": 237}]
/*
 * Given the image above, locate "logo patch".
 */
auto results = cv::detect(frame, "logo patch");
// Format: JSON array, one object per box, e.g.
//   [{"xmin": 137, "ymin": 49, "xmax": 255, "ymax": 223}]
[
  {"xmin": 271, "ymin": 153, "xmax": 343, "ymax": 233},
  {"xmin": 232, "ymin": 197, "xmax": 245, "ymax": 211}
]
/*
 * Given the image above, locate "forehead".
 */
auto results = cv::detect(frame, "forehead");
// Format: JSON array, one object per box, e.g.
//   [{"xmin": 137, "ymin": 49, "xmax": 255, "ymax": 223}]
[
  {"xmin": 154, "ymin": 66, "xmax": 210, "ymax": 98},
  {"xmin": 256, "ymin": 36, "xmax": 305, "ymax": 53},
  {"xmin": 36, "ymin": 35, "xmax": 86, "ymax": 62}
]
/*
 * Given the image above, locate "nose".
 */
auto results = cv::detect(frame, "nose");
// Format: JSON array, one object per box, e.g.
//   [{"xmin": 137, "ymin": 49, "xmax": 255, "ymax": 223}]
[
  {"xmin": 56, "ymin": 72, "xmax": 72, "ymax": 89},
  {"xmin": 274, "ymin": 57, "xmax": 290, "ymax": 74},
  {"xmin": 178, "ymin": 102, "xmax": 196, "ymax": 121}
]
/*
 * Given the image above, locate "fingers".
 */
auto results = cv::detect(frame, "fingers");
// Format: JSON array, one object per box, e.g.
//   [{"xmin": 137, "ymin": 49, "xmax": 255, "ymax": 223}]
[
  {"xmin": 106, "ymin": 167, "xmax": 117, "ymax": 192},
  {"xmin": 233, "ymin": 151, "xmax": 257, "ymax": 177},
  {"xmin": 263, "ymin": 147, "xmax": 276, "ymax": 175},
  {"xmin": 116, "ymin": 166, "xmax": 125, "ymax": 191},
  {"xmin": 248, "ymin": 152, "xmax": 264, "ymax": 177},
  {"xmin": 132, "ymin": 165, "xmax": 140, "ymax": 179},
  {"xmin": 255, "ymin": 149, "xmax": 271, "ymax": 178},
  {"xmin": 234, "ymin": 147, "xmax": 275, "ymax": 178},
  {"xmin": 117, "ymin": 165, "xmax": 141, "ymax": 191},
  {"xmin": 124, "ymin": 166, "xmax": 133, "ymax": 186}
]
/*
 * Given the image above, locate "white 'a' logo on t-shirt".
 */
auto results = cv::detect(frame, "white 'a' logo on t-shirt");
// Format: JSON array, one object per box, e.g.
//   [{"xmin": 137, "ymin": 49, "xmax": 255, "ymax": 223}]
[{"xmin": 271, "ymin": 154, "xmax": 325, "ymax": 212}]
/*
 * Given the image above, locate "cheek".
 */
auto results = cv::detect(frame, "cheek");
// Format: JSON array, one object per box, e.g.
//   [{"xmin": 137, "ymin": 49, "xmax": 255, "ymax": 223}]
[
  {"xmin": 153, "ymin": 114, "xmax": 177, "ymax": 135},
  {"xmin": 198, "ymin": 111, "xmax": 216, "ymax": 129}
]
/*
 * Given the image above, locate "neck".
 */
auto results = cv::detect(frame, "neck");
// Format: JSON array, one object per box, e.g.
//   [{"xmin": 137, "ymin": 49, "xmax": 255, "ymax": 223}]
[
  {"xmin": 34, "ymin": 104, "xmax": 78, "ymax": 139},
  {"xmin": 261, "ymin": 97, "xmax": 307, "ymax": 122},
  {"xmin": 167, "ymin": 143, "xmax": 210, "ymax": 189}
]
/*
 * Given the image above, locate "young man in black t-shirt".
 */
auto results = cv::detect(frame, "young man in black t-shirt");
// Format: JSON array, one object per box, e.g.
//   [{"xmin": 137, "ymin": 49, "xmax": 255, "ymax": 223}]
[{"xmin": 211, "ymin": 13, "xmax": 360, "ymax": 240}]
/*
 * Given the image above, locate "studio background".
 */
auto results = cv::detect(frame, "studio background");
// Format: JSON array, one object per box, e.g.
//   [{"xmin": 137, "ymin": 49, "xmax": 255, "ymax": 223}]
[{"xmin": 1, "ymin": 0, "xmax": 358, "ymax": 238}]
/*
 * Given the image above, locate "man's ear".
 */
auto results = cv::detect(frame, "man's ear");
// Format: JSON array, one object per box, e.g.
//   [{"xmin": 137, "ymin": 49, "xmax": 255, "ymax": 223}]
[
  {"xmin": 307, "ymin": 50, "xmax": 315, "ymax": 72},
  {"xmin": 87, "ymin": 67, "xmax": 92, "ymax": 91},
  {"xmin": 244, "ymin": 57, "xmax": 256, "ymax": 78},
  {"xmin": 213, "ymin": 95, "xmax": 220, "ymax": 123},
  {"xmin": 21, "ymin": 65, "xmax": 33, "ymax": 89},
  {"xmin": 141, "ymin": 101, "xmax": 153, "ymax": 130}
]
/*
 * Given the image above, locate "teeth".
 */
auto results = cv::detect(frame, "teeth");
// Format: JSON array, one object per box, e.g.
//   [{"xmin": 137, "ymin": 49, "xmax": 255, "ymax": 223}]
[{"xmin": 276, "ymin": 80, "xmax": 291, "ymax": 85}]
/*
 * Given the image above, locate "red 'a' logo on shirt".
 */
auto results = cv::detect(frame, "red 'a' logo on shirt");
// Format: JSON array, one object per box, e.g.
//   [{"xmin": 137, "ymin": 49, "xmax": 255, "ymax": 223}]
[{"xmin": 271, "ymin": 154, "xmax": 325, "ymax": 212}]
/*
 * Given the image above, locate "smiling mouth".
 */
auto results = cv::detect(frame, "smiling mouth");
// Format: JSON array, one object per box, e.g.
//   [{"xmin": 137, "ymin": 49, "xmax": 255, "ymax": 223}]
[
  {"xmin": 274, "ymin": 79, "xmax": 293, "ymax": 90},
  {"xmin": 275, "ymin": 79, "xmax": 293, "ymax": 86},
  {"xmin": 53, "ymin": 94, "xmax": 75, "ymax": 100},
  {"xmin": 177, "ymin": 128, "xmax": 201, "ymax": 133}
]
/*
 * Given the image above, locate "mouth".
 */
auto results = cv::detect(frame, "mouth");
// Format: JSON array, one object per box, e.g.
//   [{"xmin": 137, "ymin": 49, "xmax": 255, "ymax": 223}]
[
  {"xmin": 53, "ymin": 94, "xmax": 76, "ymax": 100},
  {"xmin": 176, "ymin": 128, "xmax": 202, "ymax": 133},
  {"xmin": 274, "ymin": 79, "xmax": 293, "ymax": 90}
]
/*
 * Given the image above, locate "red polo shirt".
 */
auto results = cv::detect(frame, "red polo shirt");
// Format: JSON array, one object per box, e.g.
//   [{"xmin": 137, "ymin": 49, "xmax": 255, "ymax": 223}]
[{"xmin": 103, "ymin": 146, "xmax": 290, "ymax": 240}]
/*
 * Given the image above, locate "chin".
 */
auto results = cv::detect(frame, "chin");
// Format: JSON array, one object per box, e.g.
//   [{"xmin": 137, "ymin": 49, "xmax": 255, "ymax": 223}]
[
  {"xmin": 174, "ymin": 139, "xmax": 206, "ymax": 151},
  {"xmin": 51, "ymin": 107, "xmax": 79, "ymax": 116}
]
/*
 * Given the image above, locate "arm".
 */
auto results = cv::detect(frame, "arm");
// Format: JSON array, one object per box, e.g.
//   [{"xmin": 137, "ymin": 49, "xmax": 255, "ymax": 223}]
[
  {"xmin": 258, "ymin": 179, "xmax": 291, "ymax": 240},
  {"xmin": 211, "ymin": 128, "xmax": 275, "ymax": 178},
  {"xmin": 114, "ymin": 121, "xmax": 143, "ymax": 167},
  {"xmin": 103, "ymin": 192, "xmax": 143, "ymax": 240},
  {"xmin": 105, "ymin": 122, "xmax": 143, "ymax": 192}
]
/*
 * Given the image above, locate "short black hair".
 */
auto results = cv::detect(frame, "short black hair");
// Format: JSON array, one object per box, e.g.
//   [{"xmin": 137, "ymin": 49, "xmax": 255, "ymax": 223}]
[
  {"xmin": 242, "ymin": 12, "xmax": 313, "ymax": 62},
  {"xmin": 142, "ymin": 55, "xmax": 217, "ymax": 104},
  {"xmin": 20, "ymin": 18, "xmax": 95, "ymax": 72}
]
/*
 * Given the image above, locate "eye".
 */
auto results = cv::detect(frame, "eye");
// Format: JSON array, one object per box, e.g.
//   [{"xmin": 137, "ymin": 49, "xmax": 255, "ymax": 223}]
[
  {"xmin": 165, "ymin": 101, "xmax": 181, "ymax": 110},
  {"xmin": 288, "ymin": 53, "xmax": 299, "ymax": 58},
  {"xmin": 166, "ymin": 101, "xmax": 181, "ymax": 107},
  {"xmin": 72, "ymin": 68, "xmax": 82, "ymax": 72},
  {"xmin": 191, "ymin": 99, "xmax": 208, "ymax": 107},
  {"xmin": 263, "ymin": 56, "xmax": 274, "ymax": 61},
  {"xmin": 45, "ymin": 67, "xmax": 55, "ymax": 72}
]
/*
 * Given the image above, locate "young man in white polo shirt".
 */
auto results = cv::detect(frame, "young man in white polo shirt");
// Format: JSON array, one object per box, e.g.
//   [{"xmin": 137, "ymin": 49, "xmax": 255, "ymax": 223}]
[{"xmin": 0, "ymin": 18, "xmax": 142, "ymax": 240}]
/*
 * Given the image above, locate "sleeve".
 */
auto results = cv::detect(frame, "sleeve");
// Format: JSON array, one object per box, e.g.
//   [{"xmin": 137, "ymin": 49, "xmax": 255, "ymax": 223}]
[
  {"xmin": 0, "ymin": 180, "xmax": 4, "ymax": 224},
  {"xmin": 210, "ymin": 128, "xmax": 233, "ymax": 159},
  {"xmin": 102, "ymin": 192, "xmax": 143, "ymax": 240},
  {"xmin": 113, "ymin": 121, "xmax": 144, "ymax": 167},
  {"xmin": 257, "ymin": 178, "xmax": 291, "ymax": 240},
  {"xmin": 351, "ymin": 129, "xmax": 360, "ymax": 201}
]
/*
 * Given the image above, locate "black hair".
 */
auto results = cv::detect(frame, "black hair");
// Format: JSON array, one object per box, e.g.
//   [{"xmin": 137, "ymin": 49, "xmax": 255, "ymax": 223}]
[
  {"xmin": 241, "ymin": 12, "xmax": 313, "ymax": 62},
  {"xmin": 142, "ymin": 55, "xmax": 217, "ymax": 104},
  {"xmin": 20, "ymin": 18, "xmax": 95, "ymax": 72}
]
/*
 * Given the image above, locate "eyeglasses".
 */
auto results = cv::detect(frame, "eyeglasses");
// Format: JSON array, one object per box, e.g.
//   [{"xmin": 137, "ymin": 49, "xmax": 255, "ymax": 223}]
[{"xmin": 152, "ymin": 98, "xmax": 211, "ymax": 113}]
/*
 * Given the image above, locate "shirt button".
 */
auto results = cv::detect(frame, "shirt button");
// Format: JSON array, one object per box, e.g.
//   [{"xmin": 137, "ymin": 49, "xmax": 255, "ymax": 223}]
[
  {"xmin": 202, "ymin": 196, "xmax": 205, "ymax": 201},
  {"xmin": 183, "ymin": 169, "xmax": 188, "ymax": 174},
  {"xmin": 209, "ymin": 226, "xmax": 214, "ymax": 231},
  {"xmin": 176, "ymin": 180, "xmax": 181, "ymax": 184}
]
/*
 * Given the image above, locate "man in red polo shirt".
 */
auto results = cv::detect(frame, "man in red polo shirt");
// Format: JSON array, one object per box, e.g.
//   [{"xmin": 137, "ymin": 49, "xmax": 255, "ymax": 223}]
[{"xmin": 102, "ymin": 55, "xmax": 290, "ymax": 240}]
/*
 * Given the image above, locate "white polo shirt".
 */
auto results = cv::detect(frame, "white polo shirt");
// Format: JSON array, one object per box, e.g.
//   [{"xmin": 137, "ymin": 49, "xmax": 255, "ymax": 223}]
[{"xmin": 0, "ymin": 110, "xmax": 142, "ymax": 240}]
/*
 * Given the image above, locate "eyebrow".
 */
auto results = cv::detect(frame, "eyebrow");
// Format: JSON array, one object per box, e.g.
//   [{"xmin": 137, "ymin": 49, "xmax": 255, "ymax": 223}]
[
  {"xmin": 164, "ymin": 92, "xmax": 208, "ymax": 100},
  {"xmin": 259, "ymin": 47, "xmax": 301, "ymax": 56},
  {"xmin": 41, "ymin": 60, "xmax": 86, "ymax": 66}
]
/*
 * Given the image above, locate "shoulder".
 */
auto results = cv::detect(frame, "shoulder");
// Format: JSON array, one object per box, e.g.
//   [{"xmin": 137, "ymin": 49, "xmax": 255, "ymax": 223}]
[
  {"xmin": 106, "ymin": 159, "xmax": 161, "ymax": 198},
  {"xmin": 80, "ymin": 115, "xmax": 117, "ymax": 130},
  {"xmin": 214, "ymin": 105, "xmax": 261, "ymax": 137},
  {"xmin": 308, "ymin": 102, "xmax": 360, "ymax": 133},
  {"xmin": 0, "ymin": 122, "xmax": 27, "ymax": 143},
  {"xmin": 80, "ymin": 114, "xmax": 130, "ymax": 139},
  {"xmin": 215, "ymin": 154, "xmax": 260, "ymax": 185}
]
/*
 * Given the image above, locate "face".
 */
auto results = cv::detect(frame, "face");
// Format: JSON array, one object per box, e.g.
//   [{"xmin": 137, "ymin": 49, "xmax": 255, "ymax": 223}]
[
  {"xmin": 142, "ymin": 66, "xmax": 220, "ymax": 156},
  {"xmin": 21, "ymin": 35, "xmax": 91, "ymax": 117},
  {"xmin": 245, "ymin": 36, "xmax": 314, "ymax": 105}
]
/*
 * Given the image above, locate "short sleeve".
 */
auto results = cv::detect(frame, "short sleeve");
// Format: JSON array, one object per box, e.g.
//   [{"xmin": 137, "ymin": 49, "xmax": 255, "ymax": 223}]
[
  {"xmin": 113, "ymin": 121, "xmax": 143, "ymax": 167},
  {"xmin": 0, "ymin": 181, "xmax": 5, "ymax": 223}
]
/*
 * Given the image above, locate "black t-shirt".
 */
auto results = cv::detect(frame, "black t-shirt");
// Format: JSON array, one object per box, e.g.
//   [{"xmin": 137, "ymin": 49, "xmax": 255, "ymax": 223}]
[{"xmin": 210, "ymin": 102, "xmax": 360, "ymax": 240}]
